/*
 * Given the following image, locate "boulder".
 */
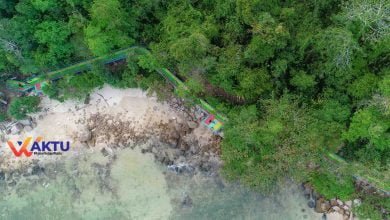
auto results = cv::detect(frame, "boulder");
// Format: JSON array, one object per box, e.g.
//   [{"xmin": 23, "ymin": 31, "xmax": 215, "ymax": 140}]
[
  {"xmin": 166, "ymin": 149, "xmax": 179, "ymax": 162},
  {"xmin": 0, "ymin": 171, "xmax": 5, "ymax": 181},
  {"xmin": 181, "ymin": 193, "xmax": 193, "ymax": 208},
  {"xmin": 326, "ymin": 212, "xmax": 344, "ymax": 220},
  {"xmin": 330, "ymin": 199, "xmax": 338, "ymax": 206},
  {"xmin": 308, "ymin": 200, "xmax": 316, "ymax": 208},
  {"xmin": 31, "ymin": 165, "xmax": 45, "ymax": 176},
  {"xmin": 187, "ymin": 121, "xmax": 198, "ymax": 129},
  {"xmin": 303, "ymin": 183, "xmax": 313, "ymax": 199},
  {"xmin": 10, "ymin": 123, "xmax": 23, "ymax": 135},
  {"xmin": 24, "ymin": 126, "xmax": 33, "ymax": 132},
  {"xmin": 315, "ymin": 198, "xmax": 330, "ymax": 213},
  {"xmin": 353, "ymin": 199, "xmax": 362, "ymax": 207},
  {"xmin": 78, "ymin": 128, "xmax": 92, "ymax": 142},
  {"xmin": 19, "ymin": 119, "xmax": 32, "ymax": 126},
  {"xmin": 332, "ymin": 206, "xmax": 341, "ymax": 212},
  {"xmin": 167, "ymin": 137, "xmax": 178, "ymax": 148},
  {"xmin": 101, "ymin": 148, "xmax": 109, "ymax": 157}
]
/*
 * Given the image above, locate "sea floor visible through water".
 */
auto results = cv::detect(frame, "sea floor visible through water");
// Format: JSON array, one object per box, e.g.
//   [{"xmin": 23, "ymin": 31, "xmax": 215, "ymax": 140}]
[
  {"xmin": 0, "ymin": 86, "xmax": 322, "ymax": 220},
  {"xmin": 0, "ymin": 145, "xmax": 321, "ymax": 220}
]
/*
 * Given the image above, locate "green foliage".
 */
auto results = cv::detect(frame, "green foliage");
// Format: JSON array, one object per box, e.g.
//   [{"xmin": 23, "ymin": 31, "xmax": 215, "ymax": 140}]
[
  {"xmin": 7, "ymin": 96, "xmax": 40, "ymax": 120},
  {"xmin": 244, "ymin": 12, "xmax": 289, "ymax": 65},
  {"xmin": 85, "ymin": 0, "xmax": 134, "ymax": 56},
  {"xmin": 309, "ymin": 172, "xmax": 355, "ymax": 200},
  {"xmin": 238, "ymin": 68, "xmax": 271, "ymax": 100},
  {"xmin": 31, "ymin": 0, "xmax": 58, "ymax": 12},
  {"xmin": 44, "ymin": 71, "xmax": 104, "ymax": 101},
  {"xmin": 34, "ymin": 20, "xmax": 74, "ymax": 66},
  {"xmin": 222, "ymin": 96, "xmax": 325, "ymax": 191},
  {"xmin": 378, "ymin": 74, "xmax": 390, "ymax": 96},
  {"xmin": 311, "ymin": 28, "xmax": 360, "ymax": 89},
  {"xmin": 0, "ymin": 110, "xmax": 7, "ymax": 122},
  {"xmin": 355, "ymin": 202, "xmax": 383, "ymax": 220},
  {"xmin": 102, "ymin": 69, "xmax": 139, "ymax": 89},
  {"xmin": 137, "ymin": 53, "xmax": 160, "ymax": 72},
  {"xmin": 347, "ymin": 73, "xmax": 379, "ymax": 99},
  {"xmin": 186, "ymin": 78, "xmax": 205, "ymax": 97},
  {"xmin": 343, "ymin": 107, "xmax": 390, "ymax": 151},
  {"xmin": 290, "ymin": 70, "xmax": 316, "ymax": 91},
  {"xmin": 0, "ymin": 0, "xmax": 388, "ymax": 210},
  {"xmin": 315, "ymin": 100, "xmax": 350, "ymax": 123},
  {"xmin": 354, "ymin": 194, "xmax": 390, "ymax": 220}
]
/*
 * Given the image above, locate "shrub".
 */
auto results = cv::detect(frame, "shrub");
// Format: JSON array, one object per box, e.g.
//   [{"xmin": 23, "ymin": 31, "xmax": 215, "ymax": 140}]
[
  {"xmin": 0, "ymin": 111, "xmax": 7, "ymax": 122},
  {"xmin": 309, "ymin": 172, "xmax": 355, "ymax": 200},
  {"xmin": 42, "ymin": 82, "xmax": 61, "ymax": 101},
  {"xmin": 355, "ymin": 202, "xmax": 382, "ymax": 220},
  {"xmin": 8, "ymin": 96, "xmax": 40, "ymax": 120},
  {"xmin": 44, "ymin": 71, "xmax": 104, "ymax": 101}
]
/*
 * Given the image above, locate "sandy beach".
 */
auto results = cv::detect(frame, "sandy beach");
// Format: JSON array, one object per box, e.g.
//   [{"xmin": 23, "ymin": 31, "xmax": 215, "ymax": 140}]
[
  {"xmin": 1, "ymin": 85, "xmax": 189, "ymax": 170},
  {"xmin": 0, "ymin": 85, "xmax": 327, "ymax": 220}
]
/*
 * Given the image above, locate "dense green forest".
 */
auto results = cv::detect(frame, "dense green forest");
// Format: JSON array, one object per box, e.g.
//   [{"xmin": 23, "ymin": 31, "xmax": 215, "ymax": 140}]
[{"xmin": 0, "ymin": 0, "xmax": 388, "ymax": 218}]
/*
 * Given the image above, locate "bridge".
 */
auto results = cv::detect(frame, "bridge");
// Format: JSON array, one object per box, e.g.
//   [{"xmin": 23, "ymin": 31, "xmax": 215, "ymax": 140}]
[
  {"xmin": 6, "ymin": 46, "xmax": 227, "ymax": 133},
  {"xmin": 6, "ymin": 47, "xmax": 388, "ymax": 193}
]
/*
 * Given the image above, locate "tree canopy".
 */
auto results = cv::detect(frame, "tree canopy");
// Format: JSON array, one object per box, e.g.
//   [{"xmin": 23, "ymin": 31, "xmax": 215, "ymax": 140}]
[{"xmin": 0, "ymin": 0, "xmax": 388, "ymax": 218}]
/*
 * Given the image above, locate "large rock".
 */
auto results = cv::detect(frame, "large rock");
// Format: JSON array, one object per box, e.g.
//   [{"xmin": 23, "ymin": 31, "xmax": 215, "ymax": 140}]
[
  {"xmin": 166, "ymin": 148, "xmax": 181, "ymax": 162},
  {"xmin": 326, "ymin": 212, "xmax": 345, "ymax": 220},
  {"xmin": 332, "ymin": 206, "xmax": 340, "ymax": 212},
  {"xmin": 0, "ymin": 171, "xmax": 5, "ymax": 181},
  {"xmin": 78, "ymin": 128, "xmax": 92, "ymax": 142},
  {"xmin": 315, "ymin": 198, "xmax": 331, "ymax": 213},
  {"xmin": 330, "ymin": 199, "xmax": 338, "ymax": 206},
  {"xmin": 101, "ymin": 147, "xmax": 113, "ymax": 157},
  {"xmin": 10, "ymin": 123, "xmax": 23, "ymax": 135},
  {"xmin": 31, "ymin": 165, "xmax": 45, "ymax": 176},
  {"xmin": 181, "ymin": 193, "xmax": 193, "ymax": 208},
  {"xmin": 303, "ymin": 183, "xmax": 313, "ymax": 199},
  {"xmin": 187, "ymin": 121, "xmax": 198, "ymax": 129},
  {"xmin": 19, "ymin": 119, "xmax": 32, "ymax": 126},
  {"xmin": 353, "ymin": 199, "xmax": 362, "ymax": 207},
  {"xmin": 308, "ymin": 200, "xmax": 316, "ymax": 208}
]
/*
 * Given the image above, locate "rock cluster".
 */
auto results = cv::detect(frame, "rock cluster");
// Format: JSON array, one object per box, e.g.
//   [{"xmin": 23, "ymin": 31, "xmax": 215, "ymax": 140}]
[
  {"xmin": 355, "ymin": 177, "xmax": 390, "ymax": 197},
  {"xmin": 0, "ymin": 160, "xmax": 62, "ymax": 195},
  {"xmin": 302, "ymin": 183, "xmax": 356, "ymax": 220},
  {"xmin": 84, "ymin": 110, "xmax": 222, "ymax": 176},
  {"xmin": 168, "ymin": 98, "xmax": 199, "ymax": 126},
  {"xmin": 4, "ymin": 117, "xmax": 35, "ymax": 135}
]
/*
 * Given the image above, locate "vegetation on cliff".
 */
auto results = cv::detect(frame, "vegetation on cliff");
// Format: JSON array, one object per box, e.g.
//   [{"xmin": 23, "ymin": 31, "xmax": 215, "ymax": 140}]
[{"xmin": 0, "ymin": 0, "xmax": 388, "ymax": 217}]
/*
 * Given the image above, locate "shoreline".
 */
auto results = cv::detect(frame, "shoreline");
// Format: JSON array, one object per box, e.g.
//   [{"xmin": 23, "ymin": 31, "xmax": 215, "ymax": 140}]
[
  {"xmin": 0, "ymin": 85, "xmax": 326, "ymax": 219},
  {"xmin": 0, "ymin": 85, "xmax": 219, "ymax": 172}
]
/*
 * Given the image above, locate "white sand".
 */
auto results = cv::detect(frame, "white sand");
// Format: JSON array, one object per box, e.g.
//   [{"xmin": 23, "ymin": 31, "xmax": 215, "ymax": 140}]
[
  {"xmin": 1, "ymin": 85, "xmax": 180, "ymax": 171},
  {"xmin": 0, "ymin": 85, "xmax": 177, "ymax": 219}
]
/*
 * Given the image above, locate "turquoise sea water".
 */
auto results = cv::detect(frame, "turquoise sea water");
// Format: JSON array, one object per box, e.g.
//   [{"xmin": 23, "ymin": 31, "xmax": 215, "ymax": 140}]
[{"xmin": 0, "ymin": 147, "xmax": 320, "ymax": 220}]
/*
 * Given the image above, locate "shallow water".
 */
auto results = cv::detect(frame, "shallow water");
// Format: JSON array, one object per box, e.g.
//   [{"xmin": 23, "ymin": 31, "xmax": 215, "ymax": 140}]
[{"xmin": 0, "ymin": 147, "xmax": 320, "ymax": 220}]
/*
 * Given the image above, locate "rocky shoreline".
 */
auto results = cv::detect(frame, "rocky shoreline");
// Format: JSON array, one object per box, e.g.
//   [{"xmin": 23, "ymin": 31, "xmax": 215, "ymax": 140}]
[
  {"xmin": 0, "ymin": 91, "xmax": 223, "ymax": 198},
  {"xmin": 2, "ymin": 86, "xmax": 376, "ymax": 220},
  {"xmin": 302, "ymin": 183, "xmax": 358, "ymax": 220}
]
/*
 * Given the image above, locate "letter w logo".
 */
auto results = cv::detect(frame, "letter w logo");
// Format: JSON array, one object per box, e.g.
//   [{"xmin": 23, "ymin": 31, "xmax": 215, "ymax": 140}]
[{"xmin": 7, "ymin": 137, "xmax": 42, "ymax": 157}]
